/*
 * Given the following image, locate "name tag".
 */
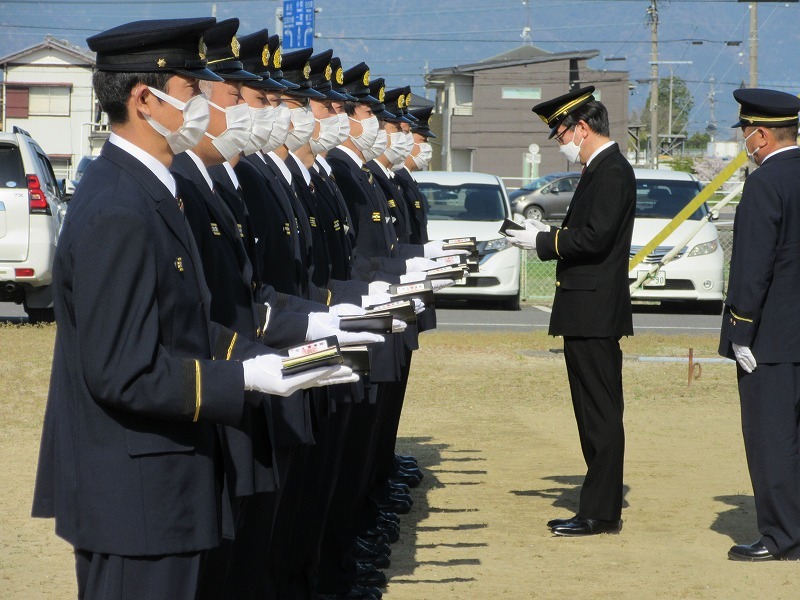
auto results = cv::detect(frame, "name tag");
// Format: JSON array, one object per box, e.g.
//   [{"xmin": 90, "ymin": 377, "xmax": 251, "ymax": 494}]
[
  {"xmin": 372, "ymin": 212, "xmax": 381, "ymax": 222},
  {"xmin": 210, "ymin": 223, "xmax": 221, "ymax": 236}
]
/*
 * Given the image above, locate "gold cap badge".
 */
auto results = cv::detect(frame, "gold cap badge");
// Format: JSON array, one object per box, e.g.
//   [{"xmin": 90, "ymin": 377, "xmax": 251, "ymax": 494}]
[
  {"xmin": 398, "ymin": 95, "xmax": 405, "ymax": 109},
  {"xmin": 303, "ymin": 62, "xmax": 311, "ymax": 80},
  {"xmin": 231, "ymin": 36, "xmax": 240, "ymax": 58},
  {"xmin": 261, "ymin": 45, "xmax": 270, "ymax": 67},
  {"xmin": 324, "ymin": 64, "xmax": 332, "ymax": 81},
  {"xmin": 273, "ymin": 47, "xmax": 282, "ymax": 69},
  {"xmin": 198, "ymin": 37, "xmax": 207, "ymax": 60},
  {"xmin": 362, "ymin": 69, "xmax": 370, "ymax": 86},
  {"xmin": 378, "ymin": 86, "xmax": 385, "ymax": 102},
  {"xmin": 405, "ymin": 93, "xmax": 412, "ymax": 108},
  {"xmin": 335, "ymin": 67, "xmax": 343, "ymax": 85},
  {"xmin": 157, "ymin": 58, "xmax": 167, "ymax": 68}
]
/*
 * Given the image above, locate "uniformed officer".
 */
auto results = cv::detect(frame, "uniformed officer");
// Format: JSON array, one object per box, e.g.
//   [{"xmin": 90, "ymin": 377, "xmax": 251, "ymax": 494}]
[
  {"xmin": 30, "ymin": 18, "xmax": 356, "ymax": 600},
  {"xmin": 512, "ymin": 86, "xmax": 636, "ymax": 537},
  {"xmin": 719, "ymin": 88, "xmax": 800, "ymax": 562}
]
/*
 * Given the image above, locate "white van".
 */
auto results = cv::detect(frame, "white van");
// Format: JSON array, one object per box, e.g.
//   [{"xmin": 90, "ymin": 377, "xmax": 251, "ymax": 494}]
[{"xmin": 0, "ymin": 127, "xmax": 66, "ymax": 322}]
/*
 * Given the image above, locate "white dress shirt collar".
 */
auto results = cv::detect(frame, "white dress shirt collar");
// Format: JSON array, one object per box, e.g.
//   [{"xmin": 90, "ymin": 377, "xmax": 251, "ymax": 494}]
[{"xmin": 108, "ymin": 133, "xmax": 177, "ymax": 197}]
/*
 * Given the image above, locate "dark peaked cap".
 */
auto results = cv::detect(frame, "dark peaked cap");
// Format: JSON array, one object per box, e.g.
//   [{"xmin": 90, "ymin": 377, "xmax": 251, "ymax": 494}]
[
  {"xmin": 203, "ymin": 18, "xmax": 260, "ymax": 81},
  {"xmin": 532, "ymin": 85, "xmax": 596, "ymax": 139},
  {"xmin": 409, "ymin": 107, "xmax": 436, "ymax": 139},
  {"xmin": 731, "ymin": 88, "xmax": 800, "ymax": 128},
  {"xmin": 330, "ymin": 56, "xmax": 357, "ymax": 101},
  {"xmin": 368, "ymin": 78, "xmax": 398, "ymax": 120},
  {"xmin": 265, "ymin": 34, "xmax": 299, "ymax": 91},
  {"xmin": 237, "ymin": 29, "xmax": 286, "ymax": 91},
  {"xmin": 384, "ymin": 87, "xmax": 413, "ymax": 123},
  {"xmin": 308, "ymin": 49, "xmax": 348, "ymax": 101},
  {"xmin": 281, "ymin": 47, "xmax": 325, "ymax": 99},
  {"xmin": 87, "ymin": 17, "xmax": 222, "ymax": 81},
  {"xmin": 342, "ymin": 62, "xmax": 378, "ymax": 103}
]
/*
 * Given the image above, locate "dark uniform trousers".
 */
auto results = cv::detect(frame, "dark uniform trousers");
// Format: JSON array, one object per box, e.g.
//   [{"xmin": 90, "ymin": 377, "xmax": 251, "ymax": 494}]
[{"xmin": 536, "ymin": 143, "xmax": 635, "ymax": 523}]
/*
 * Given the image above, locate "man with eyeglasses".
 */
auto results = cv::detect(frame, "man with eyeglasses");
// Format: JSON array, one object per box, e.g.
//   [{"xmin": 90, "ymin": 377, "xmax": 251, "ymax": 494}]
[{"xmin": 509, "ymin": 86, "xmax": 635, "ymax": 537}]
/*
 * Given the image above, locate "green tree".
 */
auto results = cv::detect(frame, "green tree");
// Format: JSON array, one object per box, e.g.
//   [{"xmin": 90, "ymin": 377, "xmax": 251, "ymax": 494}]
[
  {"xmin": 642, "ymin": 75, "xmax": 694, "ymax": 146},
  {"xmin": 686, "ymin": 132, "xmax": 710, "ymax": 150}
]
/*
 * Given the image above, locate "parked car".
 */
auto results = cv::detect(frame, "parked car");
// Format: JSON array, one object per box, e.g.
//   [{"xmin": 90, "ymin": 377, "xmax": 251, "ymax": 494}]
[
  {"xmin": 412, "ymin": 171, "xmax": 521, "ymax": 310},
  {"xmin": 629, "ymin": 168, "xmax": 724, "ymax": 314},
  {"xmin": 74, "ymin": 155, "xmax": 95, "ymax": 182},
  {"xmin": 509, "ymin": 171, "xmax": 581, "ymax": 221},
  {"xmin": 0, "ymin": 126, "xmax": 66, "ymax": 322}
]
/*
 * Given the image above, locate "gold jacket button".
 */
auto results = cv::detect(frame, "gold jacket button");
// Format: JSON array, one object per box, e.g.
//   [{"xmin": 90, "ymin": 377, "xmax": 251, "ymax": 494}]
[{"xmin": 556, "ymin": 281, "xmax": 561, "ymax": 287}]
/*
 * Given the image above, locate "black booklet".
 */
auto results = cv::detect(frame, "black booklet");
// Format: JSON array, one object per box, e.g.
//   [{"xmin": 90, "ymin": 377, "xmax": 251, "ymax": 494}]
[
  {"xmin": 340, "ymin": 345, "xmax": 371, "ymax": 374},
  {"xmin": 434, "ymin": 254, "xmax": 468, "ymax": 267},
  {"xmin": 423, "ymin": 264, "xmax": 467, "ymax": 281},
  {"xmin": 280, "ymin": 336, "xmax": 343, "ymax": 375},
  {"xmin": 338, "ymin": 312, "xmax": 394, "ymax": 334},
  {"xmin": 388, "ymin": 280, "xmax": 435, "ymax": 305},
  {"xmin": 364, "ymin": 299, "xmax": 417, "ymax": 323},
  {"xmin": 441, "ymin": 237, "xmax": 477, "ymax": 251},
  {"xmin": 499, "ymin": 218, "xmax": 525, "ymax": 237}
]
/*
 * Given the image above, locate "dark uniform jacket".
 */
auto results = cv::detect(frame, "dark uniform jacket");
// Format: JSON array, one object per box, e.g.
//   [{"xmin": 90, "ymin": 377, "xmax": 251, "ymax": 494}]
[
  {"xmin": 394, "ymin": 167, "xmax": 430, "ymax": 245},
  {"xmin": 536, "ymin": 143, "xmax": 636, "ymax": 338},
  {"xmin": 311, "ymin": 160, "xmax": 355, "ymax": 282},
  {"xmin": 719, "ymin": 147, "xmax": 800, "ymax": 363},
  {"xmin": 32, "ymin": 141, "xmax": 260, "ymax": 556}
]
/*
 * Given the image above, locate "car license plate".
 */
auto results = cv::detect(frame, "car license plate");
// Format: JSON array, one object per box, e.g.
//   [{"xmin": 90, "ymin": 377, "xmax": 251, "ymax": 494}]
[{"xmin": 640, "ymin": 270, "xmax": 666, "ymax": 287}]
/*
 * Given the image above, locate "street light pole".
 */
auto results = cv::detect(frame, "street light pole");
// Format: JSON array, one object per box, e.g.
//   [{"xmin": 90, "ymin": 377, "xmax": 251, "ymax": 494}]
[
  {"xmin": 749, "ymin": 2, "xmax": 758, "ymax": 87},
  {"xmin": 647, "ymin": 0, "xmax": 659, "ymax": 168}
]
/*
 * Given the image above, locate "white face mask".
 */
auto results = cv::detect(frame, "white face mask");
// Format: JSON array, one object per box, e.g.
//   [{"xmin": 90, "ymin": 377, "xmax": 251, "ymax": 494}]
[
  {"xmin": 349, "ymin": 114, "xmax": 379, "ymax": 154},
  {"xmin": 144, "ymin": 87, "xmax": 210, "ymax": 155},
  {"xmin": 241, "ymin": 105, "xmax": 275, "ymax": 156},
  {"xmin": 558, "ymin": 127, "xmax": 584, "ymax": 164},
  {"xmin": 336, "ymin": 112, "xmax": 351, "ymax": 145},
  {"xmin": 286, "ymin": 105, "xmax": 316, "ymax": 151},
  {"xmin": 263, "ymin": 104, "xmax": 292, "ymax": 153},
  {"xmin": 363, "ymin": 128, "xmax": 388, "ymax": 162},
  {"xmin": 385, "ymin": 131, "xmax": 414, "ymax": 169},
  {"xmin": 412, "ymin": 142, "xmax": 433, "ymax": 170},
  {"xmin": 743, "ymin": 128, "xmax": 761, "ymax": 164},
  {"xmin": 309, "ymin": 114, "xmax": 341, "ymax": 154},
  {"xmin": 205, "ymin": 101, "xmax": 253, "ymax": 162}
]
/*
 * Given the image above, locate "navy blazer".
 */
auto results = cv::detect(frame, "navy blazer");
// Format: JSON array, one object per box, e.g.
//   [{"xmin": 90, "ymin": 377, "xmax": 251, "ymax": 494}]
[
  {"xmin": 537, "ymin": 143, "xmax": 636, "ymax": 338},
  {"xmin": 719, "ymin": 147, "xmax": 800, "ymax": 363},
  {"xmin": 32, "ymin": 141, "xmax": 260, "ymax": 556},
  {"xmin": 394, "ymin": 167, "xmax": 430, "ymax": 245}
]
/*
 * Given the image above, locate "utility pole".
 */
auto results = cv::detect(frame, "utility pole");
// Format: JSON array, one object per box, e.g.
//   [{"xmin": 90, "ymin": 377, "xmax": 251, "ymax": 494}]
[
  {"xmin": 647, "ymin": 0, "xmax": 659, "ymax": 168},
  {"xmin": 707, "ymin": 76, "xmax": 717, "ymax": 143},
  {"xmin": 749, "ymin": 2, "xmax": 758, "ymax": 87}
]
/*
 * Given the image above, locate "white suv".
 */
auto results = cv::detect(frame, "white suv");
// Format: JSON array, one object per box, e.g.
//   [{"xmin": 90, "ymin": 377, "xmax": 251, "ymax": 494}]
[{"xmin": 0, "ymin": 127, "xmax": 66, "ymax": 322}]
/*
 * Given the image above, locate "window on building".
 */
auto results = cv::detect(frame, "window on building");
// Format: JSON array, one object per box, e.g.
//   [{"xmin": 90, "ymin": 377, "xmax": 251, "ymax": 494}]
[
  {"xmin": 5, "ymin": 87, "xmax": 30, "ymax": 118},
  {"xmin": 502, "ymin": 87, "xmax": 542, "ymax": 100},
  {"xmin": 29, "ymin": 86, "xmax": 71, "ymax": 116}
]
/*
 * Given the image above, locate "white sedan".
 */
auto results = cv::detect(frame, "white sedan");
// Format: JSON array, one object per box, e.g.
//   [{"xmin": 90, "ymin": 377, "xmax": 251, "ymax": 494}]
[{"xmin": 412, "ymin": 171, "xmax": 521, "ymax": 310}]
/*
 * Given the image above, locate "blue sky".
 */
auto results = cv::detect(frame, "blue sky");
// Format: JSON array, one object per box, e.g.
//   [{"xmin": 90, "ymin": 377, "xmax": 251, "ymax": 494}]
[{"xmin": 1, "ymin": 0, "xmax": 798, "ymax": 138}]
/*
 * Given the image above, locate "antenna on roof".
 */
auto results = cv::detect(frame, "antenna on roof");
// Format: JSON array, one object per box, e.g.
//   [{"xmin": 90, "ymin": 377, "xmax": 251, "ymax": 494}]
[{"xmin": 521, "ymin": 0, "xmax": 533, "ymax": 46}]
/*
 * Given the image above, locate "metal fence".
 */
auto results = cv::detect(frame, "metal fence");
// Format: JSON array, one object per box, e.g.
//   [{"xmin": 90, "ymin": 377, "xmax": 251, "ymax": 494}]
[{"xmin": 519, "ymin": 218, "xmax": 735, "ymax": 303}]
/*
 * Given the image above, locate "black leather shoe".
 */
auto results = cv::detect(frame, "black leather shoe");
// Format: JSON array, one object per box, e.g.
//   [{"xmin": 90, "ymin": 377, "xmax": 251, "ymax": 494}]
[
  {"xmin": 363, "ymin": 523, "xmax": 399, "ymax": 544},
  {"xmin": 379, "ymin": 511, "xmax": 400, "ymax": 524},
  {"xmin": 551, "ymin": 517, "xmax": 622, "ymax": 537},
  {"xmin": 547, "ymin": 515, "xmax": 579, "ymax": 529},
  {"xmin": 388, "ymin": 480, "xmax": 411, "ymax": 495},
  {"xmin": 354, "ymin": 537, "xmax": 392, "ymax": 558},
  {"xmin": 728, "ymin": 540, "xmax": 775, "ymax": 561},
  {"xmin": 373, "ymin": 496, "xmax": 411, "ymax": 514},
  {"xmin": 323, "ymin": 584, "xmax": 382, "ymax": 599},
  {"xmin": 393, "ymin": 464, "xmax": 423, "ymax": 479},
  {"xmin": 388, "ymin": 471, "xmax": 421, "ymax": 488},
  {"xmin": 356, "ymin": 562, "xmax": 387, "ymax": 587},
  {"xmin": 360, "ymin": 552, "xmax": 391, "ymax": 569},
  {"xmin": 395, "ymin": 452, "xmax": 417, "ymax": 465}
]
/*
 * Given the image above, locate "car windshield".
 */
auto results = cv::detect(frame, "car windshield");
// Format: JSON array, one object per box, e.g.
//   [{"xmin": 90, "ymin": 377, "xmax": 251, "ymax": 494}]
[
  {"xmin": 417, "ymin": 182, "xmax": 507, "ymax": 221},
  {"xmin": 635, "ymin": 179, "xmax": 707, "ymax": 220}
]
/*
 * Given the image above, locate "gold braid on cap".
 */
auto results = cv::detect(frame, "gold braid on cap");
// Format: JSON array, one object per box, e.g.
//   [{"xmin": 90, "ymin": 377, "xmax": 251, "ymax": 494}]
[
  {"xmin": 542, "ymin": 91, "xmax": 594, "ymax": 125},
  {"xmin": 739, "ymin": 113, "xmax": 798, "ymax": 124}
]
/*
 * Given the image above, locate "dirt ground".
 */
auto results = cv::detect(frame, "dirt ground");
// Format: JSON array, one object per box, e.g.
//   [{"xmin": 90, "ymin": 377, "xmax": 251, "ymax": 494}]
[{"xmin": 1, "ymin": 323, "xmax": 797, "ymax": 599}]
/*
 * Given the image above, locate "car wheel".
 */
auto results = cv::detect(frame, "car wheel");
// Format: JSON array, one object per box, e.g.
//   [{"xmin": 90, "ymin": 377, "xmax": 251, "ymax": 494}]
[
  {"xmin": 500, "ymin": 292, "xmax": 521, "ymax": 311},
  {"xmin": 524, "ymin": 205, "xmax": 544, "ymax": 221}
]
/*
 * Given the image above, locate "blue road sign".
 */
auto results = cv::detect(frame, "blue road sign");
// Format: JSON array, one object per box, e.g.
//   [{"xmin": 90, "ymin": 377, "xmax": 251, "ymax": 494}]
[{"xmin": 282, "ymin": 0, "xmax": 315, "ymax": 50}]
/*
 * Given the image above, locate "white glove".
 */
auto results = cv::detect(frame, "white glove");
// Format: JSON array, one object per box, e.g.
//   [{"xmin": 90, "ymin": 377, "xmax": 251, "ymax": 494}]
[
  {"xmin": 392, "ymin": 318, "xmax": 407, "ymax": 333},
  {"xmin": 361, "ymin": 292, "xmax": 393, "ymax": 308},
  {"xmin": 524, "ymin": 218, "xmax": 551, "ymax": 233},
  {"xmin": 423, "ymin": 240, "xmax": 469, "ymax": 259},
  {"xmin": 306, "ymin": 311, "xmax": 340, "ymax": 341},
  {"xmin": 506, "ymin": 221, "xmax": 540, "ymax": 251},
  {"xmin": 368, "ymin": 281, "xmax": 390, "ymax": 295},
  {"xmin": 336, "ymin": 329, "xmax": 386, "ymax": 346},
  {"xmin": 242, "ymin": 354, "xmax": 358, "ymax": 397},
  {"xmin": 412, "ymin": 298, "xmax": 425, "ymax": 314},
  {"xmin": 400, "ymin": 272, "xmax": 426, "ymax": 284},
  {"xmin": 329, "ymin": 303, "xmax": 366, "ymax": 317},
  {"xmin": 732, "ymin": 343, "xmax": 757, "ymax": 373},
  {"xmin": 431, "ymin": 279, "xmax": 455, "ymax": 291},
  {"xmin": 405, "ymin": 256, "xmax": 440, "ymax": 272}
]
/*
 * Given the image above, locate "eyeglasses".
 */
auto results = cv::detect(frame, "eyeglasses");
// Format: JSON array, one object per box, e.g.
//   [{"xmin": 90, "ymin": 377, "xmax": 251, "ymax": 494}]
[{"xmin": 554, "ymin": 126, "xmax": 574, "ymax": 145}]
